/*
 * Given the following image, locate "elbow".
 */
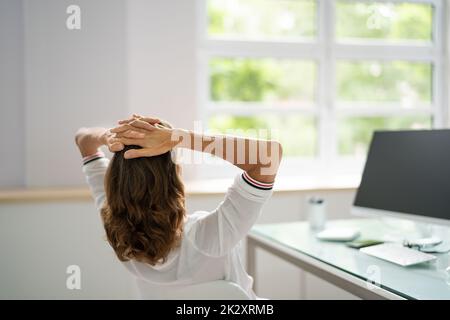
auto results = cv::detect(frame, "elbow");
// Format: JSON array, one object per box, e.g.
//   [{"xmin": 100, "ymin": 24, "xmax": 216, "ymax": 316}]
[
  {"xmin": 277, "ymin": 141, "xmax": 283, "ymax": 160},
  {"xmin": 252, "ymin": 140, "xmax": 282, "ymax": 180},
  {"xmin": 74, "ymin": 127, "xmax": 88, "ymax": 147},
  {"xmin": 266, "ymin": 140, "xmax": 282, "ymax": 174},
  {"xmin": 272, "ymin": 140, "xmax": 283, "ymax": 164}
]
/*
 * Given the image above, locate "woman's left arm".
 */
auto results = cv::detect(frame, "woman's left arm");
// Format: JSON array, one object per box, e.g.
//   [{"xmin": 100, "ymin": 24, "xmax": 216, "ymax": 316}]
[{"xmin": 75, "ymin": 127, "xmax": 121, "ymax": 210}]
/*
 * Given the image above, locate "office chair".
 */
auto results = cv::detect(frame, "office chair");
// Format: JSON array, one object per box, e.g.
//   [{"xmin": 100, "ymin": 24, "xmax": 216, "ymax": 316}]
[{"xmin": 136, "ymin": 279, "xmax": 251, "ymax": 300}]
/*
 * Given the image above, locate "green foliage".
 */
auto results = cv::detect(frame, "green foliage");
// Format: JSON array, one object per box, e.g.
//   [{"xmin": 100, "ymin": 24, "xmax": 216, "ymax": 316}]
[
  {"xmin": 210, "ymin": 59, "xmax": 274, "ymax": 102},
  {"xmin": 336, "ymin": 2, "xmax": 433, "ymax": 40},
  {"xmin": 206, "ymin": 1, "xmax": 434, "ymax": 157},
  {"xmin": 208, "ymin": 0, "xmax": 316, "ymax": 39},
  {"xmin": 210, "ymin": 58, "xmax": 315, "ymax": 102},
  {"xmin": 337, "ymin": 61, "xmax": 432, "ymax": 102}
]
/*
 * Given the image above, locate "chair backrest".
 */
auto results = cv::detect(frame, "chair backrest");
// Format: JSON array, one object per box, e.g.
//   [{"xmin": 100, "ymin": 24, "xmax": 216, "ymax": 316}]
[{"xmin": 136, "ymin": 279, "xmax": 251, "ymax": 300}]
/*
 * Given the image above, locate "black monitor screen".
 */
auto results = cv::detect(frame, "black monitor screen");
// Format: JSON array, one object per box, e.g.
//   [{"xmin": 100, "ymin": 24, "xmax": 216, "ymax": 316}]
[{"xmin": 354, "ymin": 130, "xmax": 450, "ymax": 222}]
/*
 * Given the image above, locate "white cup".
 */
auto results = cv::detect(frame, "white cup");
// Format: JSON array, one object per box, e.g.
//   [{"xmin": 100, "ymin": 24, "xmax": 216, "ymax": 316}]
[{"xmin": 307, "ymin": 197, "xmax": 327, "ymax": 231}]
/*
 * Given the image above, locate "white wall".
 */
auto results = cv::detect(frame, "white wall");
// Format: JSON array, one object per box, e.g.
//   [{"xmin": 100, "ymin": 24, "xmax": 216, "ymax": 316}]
[
  {"xmin": 23, "ymin": 0, "xmax": 127, "ymax": 187},
  {"xmin": 0, "ymin": 0, "xmax": 200, "ymax": 188},
  {"xmin": 0, "ymin": 201, "xmax": 137, "ymax": 299},
  {"xmin": 126, "ymin": 0, "xmax": 197, "ymax": 130},
  {"xmin": 0, "ymin": 0, "xmax": 25, "ymax": 187},
  {"xmin": 126, "ymin": 0, "xmax": 199, "ymax": 180}
]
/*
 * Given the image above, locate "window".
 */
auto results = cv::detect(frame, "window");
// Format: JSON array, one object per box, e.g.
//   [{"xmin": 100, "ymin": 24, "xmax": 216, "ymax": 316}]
[{"xmin": 199, "ymin": 0, "xmax": 445, "ymax": 176}]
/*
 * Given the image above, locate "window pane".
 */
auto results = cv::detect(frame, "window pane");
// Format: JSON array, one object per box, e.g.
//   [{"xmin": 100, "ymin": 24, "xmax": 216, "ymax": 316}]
[
  {"xmin": 210, "ymin": 58, "xmax": 316, "ymax": 105},
  {"xmin": 208, "ymin": 0, "xmax": 316, "ymax": 40},
  {"xmin": 336, "ymin": 61, "xmax": 432, "ymax": 106},
  {"xmin": 336, "ymin": 1, "xmax": 433, "ymax": 42},
  {"xmin": 338, "ymin": 116, "xmax": 431, "ymax": 156},
  {"xmin": 209, "ymin": 114, "xmax": 317, "ymax": 157}
]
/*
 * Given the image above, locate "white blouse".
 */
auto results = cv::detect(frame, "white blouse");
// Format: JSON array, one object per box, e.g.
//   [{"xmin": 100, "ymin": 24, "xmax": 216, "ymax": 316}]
[{"xmin": 82, "ymin": 155, "xmax": 273, "ymax": 299}]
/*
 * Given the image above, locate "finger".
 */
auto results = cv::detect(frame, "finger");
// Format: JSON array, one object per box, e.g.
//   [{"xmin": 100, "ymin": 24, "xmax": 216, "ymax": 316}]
[
  {"xmin": 110, "ymin": 124, "xmax": 132, "ymax": 133},
  {"xmin": 118, "ymin": 115, "xmax": 136, "ymax": 124},
  {"xmin": 109, "ymin": 142, "xmax": 124, "ymax": 152},
  {"xmin": 132, "ymin": 114, "xmax": 160, "ymax": 124},
  {"xmin": 127, "ymin": 114, "xmax": 143, "ymax": 122},
  {"xmin": 129, "ymin": 119, "xmax": 156, "ymax": 131},
  {"xmin": 118, "ymin": 119, "xmax": 132, "ymax": 124},
  {"xmin": 115, "ymin": 128, "xmax": 148, "ymax": 138},
  {"xmin": 141, "ymin": 117, "xmax": 161, "ymax": 124},
  {"xmin": 111, "ymin": 123, "xmax": 149, "ymax": 134},
  {"xmin": 116, "ymin": 137, "xmax": 145, "ymax": 146},
  {"xmin": 124, "ymin": 148, "xmax": 154, "ymax": 159},
  {"xmin": 121, "ymin": 130, "xmax": 145, "ymax": 139},
  {"xmin": 119, "ymin": 115, "xmax": 160, "ymax": 126}
]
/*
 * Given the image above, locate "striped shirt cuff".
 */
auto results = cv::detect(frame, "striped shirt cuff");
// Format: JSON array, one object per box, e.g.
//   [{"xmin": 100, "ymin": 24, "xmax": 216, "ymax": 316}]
[
  {"xmin": 82, "ymin": 151, "xmax": 105, "ymax": 166},
  {"xmin": 241, "ymin": 171, "xmax": 274, "ymax": 190}
]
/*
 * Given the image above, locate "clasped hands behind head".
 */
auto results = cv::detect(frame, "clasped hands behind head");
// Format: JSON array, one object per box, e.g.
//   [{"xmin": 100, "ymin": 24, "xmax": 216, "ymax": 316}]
[{"xmin": 105, "ymin": 114, "xmax": 179, "ymax": 160}]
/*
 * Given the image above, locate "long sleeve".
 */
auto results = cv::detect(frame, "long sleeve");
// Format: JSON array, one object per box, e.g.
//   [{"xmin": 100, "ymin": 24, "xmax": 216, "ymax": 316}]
[
  {"xmin": 186, "ymin": 173, "xmax": 273, "ymax": 257},
  {"xmin": 81, "ymin": 152, "xmax": 110, "ymax": 211}
]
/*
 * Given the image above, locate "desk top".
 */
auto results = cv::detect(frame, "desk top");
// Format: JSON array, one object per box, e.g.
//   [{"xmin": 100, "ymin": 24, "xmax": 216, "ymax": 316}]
[{"xmin": 251, "ymin": 219, "xmax": 450, "ymax": 300}]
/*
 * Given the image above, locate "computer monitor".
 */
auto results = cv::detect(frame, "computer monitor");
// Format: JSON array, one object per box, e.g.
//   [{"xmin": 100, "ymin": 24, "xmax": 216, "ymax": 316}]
[{"xmin": 352, "ymin": 129, "xmax": 450, "ymax": 226}]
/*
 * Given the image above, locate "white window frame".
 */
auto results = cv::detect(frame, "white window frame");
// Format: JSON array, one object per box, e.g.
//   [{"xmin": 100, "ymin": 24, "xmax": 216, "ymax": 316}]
[{"xmin": 196, "ymin": 0, "xmax": 447, "ymax": 179}]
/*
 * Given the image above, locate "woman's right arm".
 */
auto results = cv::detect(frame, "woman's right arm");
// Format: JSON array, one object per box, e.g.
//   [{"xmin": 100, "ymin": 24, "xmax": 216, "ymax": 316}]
[
  {"xmin": 111, "ymin": 119, "xmax": 283, "ymax": 183},
  {"xmin": 177, "ymin": 129, "xmax": 282, "ymax": 183}
]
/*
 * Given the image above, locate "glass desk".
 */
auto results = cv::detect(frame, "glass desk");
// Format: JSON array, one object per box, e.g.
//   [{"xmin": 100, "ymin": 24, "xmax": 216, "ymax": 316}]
[{"xmin": 247, "ymin": 219, "xmax": 450, "ymax": 300}]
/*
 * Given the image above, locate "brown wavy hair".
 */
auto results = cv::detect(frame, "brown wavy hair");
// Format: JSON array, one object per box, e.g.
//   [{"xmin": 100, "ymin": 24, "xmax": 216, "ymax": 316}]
[{"xmin": 101, "ymin": 124, "xmax": 185, "ymax": 266}]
